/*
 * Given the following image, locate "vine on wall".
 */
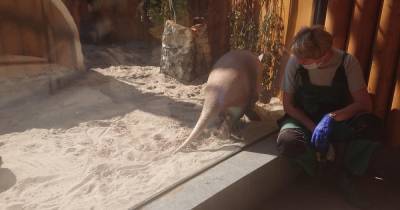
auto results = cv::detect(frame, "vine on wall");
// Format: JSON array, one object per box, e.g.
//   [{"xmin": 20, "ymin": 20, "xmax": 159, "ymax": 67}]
[
  {"xmin": 229, "ymin": 0, "xmax": 259, "ymax": 51},
  {"xmin": 146, "ymin": 0, "xmax": 189, "ymax": 26},
  {"xmin": 230, "ymin": 0, "xmax": 285, "ymax": 103}
]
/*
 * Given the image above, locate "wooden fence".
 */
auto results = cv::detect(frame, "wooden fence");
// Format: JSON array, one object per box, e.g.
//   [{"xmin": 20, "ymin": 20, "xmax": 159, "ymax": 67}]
[{"xmin": 197, "ymin": 0, "xmax": 400, "ymax": 146}]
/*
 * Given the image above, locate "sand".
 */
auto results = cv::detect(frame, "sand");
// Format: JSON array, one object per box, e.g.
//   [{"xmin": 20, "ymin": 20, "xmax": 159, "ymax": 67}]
[{"xmin": 0, "ymin": 43, "xmax": 281, "ymax": 209}]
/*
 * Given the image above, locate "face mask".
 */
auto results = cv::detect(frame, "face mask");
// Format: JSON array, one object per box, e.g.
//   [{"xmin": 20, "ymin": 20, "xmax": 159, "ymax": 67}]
[{"xmin": 302, "ymin": 63, "xmax": 319, "ymax": 70}]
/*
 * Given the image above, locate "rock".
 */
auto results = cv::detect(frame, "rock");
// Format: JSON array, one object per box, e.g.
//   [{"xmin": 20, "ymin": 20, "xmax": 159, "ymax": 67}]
[
  {"xmin": 160, "ymin": 20, "xmax": 211, "ymax": 82},
  {"xmin": 192, "ymin": 23, "xmax": 212, "ymax": 78}
]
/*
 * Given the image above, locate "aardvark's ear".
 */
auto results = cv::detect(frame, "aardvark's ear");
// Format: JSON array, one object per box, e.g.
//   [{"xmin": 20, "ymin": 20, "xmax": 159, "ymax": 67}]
[{"xmin": 258, "ymin": 53, "xmax": 264, "ymax": 62}]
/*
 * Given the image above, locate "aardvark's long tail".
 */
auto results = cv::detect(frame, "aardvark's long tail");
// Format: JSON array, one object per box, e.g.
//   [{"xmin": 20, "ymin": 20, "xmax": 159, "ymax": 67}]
[{"xmin": 174, "ymin": 91, "xmax": 221, "ymax": 153}]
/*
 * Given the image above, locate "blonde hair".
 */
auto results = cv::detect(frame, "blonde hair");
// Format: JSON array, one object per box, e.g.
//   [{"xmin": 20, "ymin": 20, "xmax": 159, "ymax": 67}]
[{"xmin": 290, "ymin": 25, "xmax": 333, "ymax": 59}]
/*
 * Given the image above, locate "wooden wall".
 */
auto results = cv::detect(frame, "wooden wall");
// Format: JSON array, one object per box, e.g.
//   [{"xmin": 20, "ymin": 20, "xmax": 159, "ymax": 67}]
[
  {"xmin": 207, "ymin": 1, "xmax": 232, "ymax": 63},
  {"xmin": 294, "ymin": 0, "xmax": 400, "ymax": 146},
  {"xmin": 63, "ymin": 0, "xmax": 150, "ymax": 43},
  {"xmin": 0, "ymin": 0, "xmax": 84, "ymax": 71},
  {"xmin": 218, "ymin": 0, "xmax": 400, "ymax": 147},
  {"xmin": 0, "ymin": 0, "xmax": 48, "ymax": 60},
  {"xmin": 278, "ymin": 0, "xmax": 314, "ymax": 95}
]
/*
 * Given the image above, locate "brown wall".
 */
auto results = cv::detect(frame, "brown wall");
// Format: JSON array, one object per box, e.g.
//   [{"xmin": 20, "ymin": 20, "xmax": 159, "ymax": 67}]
[
  {"xmin": 0, "ymin": 0, "xmax": 84, "ymax": 71},
  {"xmin": 323, "ymin": 0, "xmax": 400, "ymax": 146},
  {"xmin": 255, "ymin": 0, "xmax": 400, "ymax": 147},
  {"xmin": 207, "ymin": 0, "xmax": 231, "ymax": 62},
  {"xmin": 325, "ymin": 0, "xmax": 354, "ymax": 50},
  {"xmin": 63, "ymin": 0, "xmax": 151, "ymax": 43},
  {"xmin": 0, "ymin": 0, "xmax": 48, "ymax": 59}
]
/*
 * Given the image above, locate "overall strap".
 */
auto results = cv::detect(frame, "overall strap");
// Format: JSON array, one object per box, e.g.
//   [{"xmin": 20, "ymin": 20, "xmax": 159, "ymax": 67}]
[
  {"xmin": 332, "ymin": 52, "xmax": 349, "ymax": 85},
  {"xmin": 296, "ymin": 67, "xmax": 310, "ymax": 86}
]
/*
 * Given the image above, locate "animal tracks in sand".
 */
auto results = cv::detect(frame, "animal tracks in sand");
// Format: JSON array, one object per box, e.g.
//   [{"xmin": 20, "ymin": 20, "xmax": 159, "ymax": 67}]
[{"xmin": 0, "ymin": 46, "xmax": 253, "ymax": 209}]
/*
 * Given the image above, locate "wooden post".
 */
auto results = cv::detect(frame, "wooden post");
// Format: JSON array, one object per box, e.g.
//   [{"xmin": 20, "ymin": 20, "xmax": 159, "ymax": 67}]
[
  {"xmin": 346, "ymin": 0, "xmax": 382, "ymax": 80},
  {"xmin": 0, "ymin": 3, "xmax": 4, "ymax": 55},
  {"xmin": 292, "ymin": 0, "xmax": 314, "ymax": 36},
  {"xmin": 0, "ymin": 35, "xmax": 3, "ymax": 55},
  {"xmin": 368, "ymin": 0, "xmax": 400, "ymax": 118},
  {"xmin": 387, "ymin": 59, "xmax": 400, "ymax": 147},
  {"xmin": 0, "ymin": 0, "xmax": 23, "ymax": 55},
  {"xmin": 62, "ymin": 0, "xmax": 81, "ymax": 32},
  {"xmin": 188, "ymin": 0, "xmax": 208, "ymax": 25},
  {"xmin": 207, "ymin": 0, "xmax": 231, "ymax": 63},
  {"xmin": 277, "ymin": 0, "xmax": 314, "ymax": 99},
  {"xmin": 281, "ymin": 0, "xmax": 314, "ymax": 52},
  {"xmin": 325, "ymin": 0, "xmax": 354, "ymax": 49},
  {"xmin": 17, "ymin": 0, "xmax": 48, "ymax": 58}
]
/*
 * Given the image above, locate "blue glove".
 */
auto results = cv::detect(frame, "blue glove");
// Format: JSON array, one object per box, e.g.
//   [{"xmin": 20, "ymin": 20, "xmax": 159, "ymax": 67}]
[{"xmin": 311, "ymin": 114, "xmax": 336, "ymax": 153}]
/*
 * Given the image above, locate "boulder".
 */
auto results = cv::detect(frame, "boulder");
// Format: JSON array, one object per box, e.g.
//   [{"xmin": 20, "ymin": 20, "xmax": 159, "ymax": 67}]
[{"xmin": 160, "ymin": 20, "xmax": 211, "ymax": 82}]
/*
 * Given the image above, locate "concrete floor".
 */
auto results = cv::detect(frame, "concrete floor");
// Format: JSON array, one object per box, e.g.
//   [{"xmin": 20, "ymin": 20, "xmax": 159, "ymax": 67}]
[{"xmin": 262, "ymin": 174, "xmax": 400, "ymax": 210}]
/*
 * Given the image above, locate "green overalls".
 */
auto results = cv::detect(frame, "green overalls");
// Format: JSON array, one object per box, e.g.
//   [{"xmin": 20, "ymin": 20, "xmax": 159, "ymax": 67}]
[{"xmin": 278, "ymin": 53, "xmax": 381, "ymax": 176}]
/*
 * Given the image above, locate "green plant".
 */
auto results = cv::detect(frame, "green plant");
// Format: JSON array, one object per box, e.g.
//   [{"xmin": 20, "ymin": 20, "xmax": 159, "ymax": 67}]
[
  {"xmin": 229, "ymin": 0, "xmax": 259, "ymax": 51},
  {"xmin": 146, "ymin": 0, "xmax": 189, "ymax": 25},
  {"xmin": 258, "ymin": 0, "xmax": 285, "ymax": 102},
  {"xmin": 229, "ymin": 0, "xmax": 285, "ymax": 102}
]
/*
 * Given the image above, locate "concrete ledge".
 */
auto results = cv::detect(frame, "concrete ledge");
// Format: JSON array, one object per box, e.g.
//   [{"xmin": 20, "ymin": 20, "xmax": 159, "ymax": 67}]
[
  {"xmin": 0, "ymin": 63, "xmax": 82, "ymax": 108},
  {"xmin": 0, "ymin": 55, "xmax": 48, "ymax": 65},
  {"xmin": 138, "ymin": 134, "xmax": 300, "ymax": 210}
]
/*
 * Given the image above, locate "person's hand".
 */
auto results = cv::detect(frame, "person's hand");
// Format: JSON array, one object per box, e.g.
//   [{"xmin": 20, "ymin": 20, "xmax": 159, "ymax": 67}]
[{"xmin": 311, "ymin": 114, "xmax": 336, "ymax": 153}]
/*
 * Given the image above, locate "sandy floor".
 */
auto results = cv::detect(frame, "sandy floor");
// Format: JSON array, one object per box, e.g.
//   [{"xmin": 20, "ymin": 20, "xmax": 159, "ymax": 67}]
[{"xmin": 0, "ymin": 43, "xmax": 278, "ymax": 209}]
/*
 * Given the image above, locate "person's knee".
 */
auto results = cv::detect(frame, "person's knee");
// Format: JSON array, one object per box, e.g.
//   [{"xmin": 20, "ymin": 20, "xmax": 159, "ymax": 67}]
[{"xmin": 277, "ymin": 129, "xmax": 307, "ymax": 157}]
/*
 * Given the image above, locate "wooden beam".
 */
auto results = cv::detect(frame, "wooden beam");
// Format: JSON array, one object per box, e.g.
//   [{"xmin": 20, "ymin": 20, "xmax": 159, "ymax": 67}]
[
  {"xmin": 346, "ymin": 0, "xmax": 382, "ymax": 80},
  {"xmin": 207, "ymin": 0, "xmax": 231, "ymax": 63},
  {"xmin": 17, "ymin": 0, "xmax": 48, "ymax": 58},
  {"xmin": 277, "ymin": 0, "xmax": 313, "ymax": 99},
  {"xmin": 292, "ymin": 0, "xmax": 313, "ymax": 37},
  {"xmin": 46, "ymin": 0, "xmax": 84, "ymax": 71},
  {"xmin": 0, "ymin": 0, "xmax": 23, "ymax": 55},
  {"xmin": 0, "ymin": 4, "xmax": 3, "ymax": 55},
  {"xmin": 387, "ymin": 59, "xmax": 400, "ymax": 147},
  {"xmin": 325, "ymin": 0, "xmax": 355, "ymax": 49},
  {"xmin": 188, "ymin": 0, "xmax": 208, "ymax": 25},
  {"xmin": 368, "ymin": 0, "xmax": 400, "ymax": 118},
  {"xmin": 283, "ymin": 0, "xmax": 314, "ymax": 46}
]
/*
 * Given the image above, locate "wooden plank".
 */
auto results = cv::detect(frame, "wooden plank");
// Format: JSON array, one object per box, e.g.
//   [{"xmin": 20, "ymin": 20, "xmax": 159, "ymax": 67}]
[
  {"xmin": 207, "ymin": 0, "xmax": 231, "ymax": 63},
  {"xmin": 277, "ymin": 0, "xmax": 313, "ymax": 99},
  {"xmin": 0, "ymin": 36, "xmax": 3, "ymax": 55},
  {"xmin": 17, "ymin": 0, "xmax": 47, "ymax": 58},
  {"xmin": 188, "ymin": 0, "xmax": 208, "ymax": 25},
  {"xmin": 368, "ymin": 0, "xmax": 400, "ymax": 118},
  {"xmin": 47, "ymin": 0, "xmax": 75, "ymax": 69},
  {"xmin": 281, "ymin": 0, "xmax": 291, "ymax": 45},
  {"xmin": 387, "ymin": 59, "xmax": 400, "ymax": 147},
  {"xmin": 37, "ymin": 0, "xmax": 49, "ymax": 60},
  {"xmin": 0, "ymin": 55, "xmax": 47, "ymax": 65},
  {"xmin": 325, "ymin": 0, "xmax": 355, "ymax": 49},
  {"xmin": 0, "ymin": 5, "xmax": 4, "ymax": 55},
  {"xmin": 292, "ymin": 0, "xmax": 313, "ymax": 38},
  {"xmin": 58, "ymin": 0, "xmax": 84, "ymax": 70},
  {"xmin": 117, "ymin": 0, "xmax": 148, "ymax": 41},
  {"xmin": 63, "ymin": 0, "xmax": 81, "ymax": 30},
  {"xmin": 280, "ymin": 0, "xmax": 314, "ymax": 49},
  {"xmin": 346, "ymin": 0, "xmax": 382, "ymax": 80},
  {"xmin": 0, "ymin": 0, "xmax": 23, "ymax": 55}
]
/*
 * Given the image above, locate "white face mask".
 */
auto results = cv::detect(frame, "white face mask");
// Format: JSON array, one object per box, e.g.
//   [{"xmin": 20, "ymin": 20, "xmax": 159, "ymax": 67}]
[{"xmin": 302, "ymin": 63, "xmax": 319, "ymax": 70}]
